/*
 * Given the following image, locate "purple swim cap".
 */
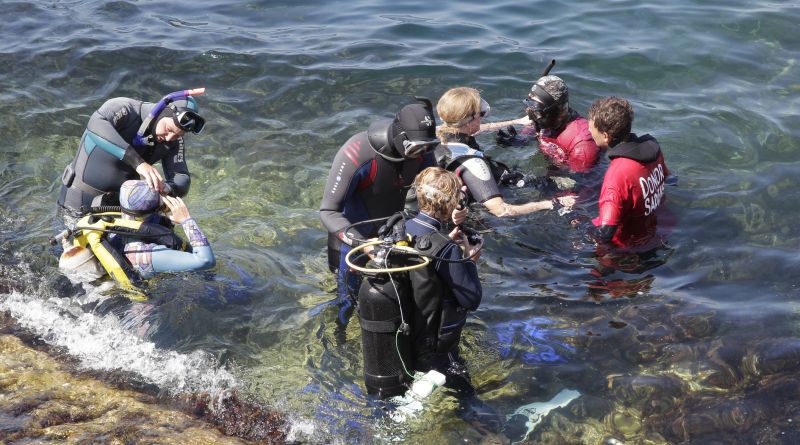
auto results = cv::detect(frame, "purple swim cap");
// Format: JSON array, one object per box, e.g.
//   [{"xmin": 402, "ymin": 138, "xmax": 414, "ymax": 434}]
[{"xmin": 120, "ymin": 180, "xmax": 160, "ymax": 213}]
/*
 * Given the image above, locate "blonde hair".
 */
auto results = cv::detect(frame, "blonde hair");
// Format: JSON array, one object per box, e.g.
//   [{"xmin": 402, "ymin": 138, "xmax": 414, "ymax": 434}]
[
  {"xmin": 436, "ymin": 87, "xmax": 481, "ymax": 143},
  {"xmin": 414, "ymin": 167, "xmax": 461, "ymax": 221}
]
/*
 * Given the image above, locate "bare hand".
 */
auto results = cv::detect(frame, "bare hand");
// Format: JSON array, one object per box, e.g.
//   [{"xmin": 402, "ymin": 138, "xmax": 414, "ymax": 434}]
[
  {"xmin": 136, "ymin": 162, "xmax": 164, "ymax": 193},
  {"xmin": 463, "ymin": 237, "xmax": 483, "ymax": 261},
  {"xmin": 448, "ymin": 226, "xmax": 463, "ymax": 242},
  {"xmin": 452, "ymin": 207, "xmax": 468, "ymax": 226},
  {"xmin": 556, "ymin": 195, "xmax": 577, "ymax": 209},
  {"xmin": 363, "ymin": 243, "xmax": 376, "ymax": 260},
  {"xmin": 162, "ymin": 195, "xmax": 191, "ymax": 224}
]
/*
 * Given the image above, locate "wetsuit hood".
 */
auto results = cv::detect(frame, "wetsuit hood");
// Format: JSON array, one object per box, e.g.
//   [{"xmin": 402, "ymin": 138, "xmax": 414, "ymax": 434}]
[
  {"xmin": 368, "ymin": 98, "xmax": 439, "ymax": 162},
  {"xmin": 367, "ymin": 118, "xmax": 397, "ymax": 157},
  {"xmin": 527, "ymin": 75, "xmax": 570, "ymax": 131},
  {"xmin": 608, "ymin": 133, "xmax": 661, "ymax": 163},
  {"xmin": 139, "ymin": 96, "xmax": 203, "ymax": 139},
  {"xmin": 154, "ymin": 97, "xmax": 203, "ymax": 133}
]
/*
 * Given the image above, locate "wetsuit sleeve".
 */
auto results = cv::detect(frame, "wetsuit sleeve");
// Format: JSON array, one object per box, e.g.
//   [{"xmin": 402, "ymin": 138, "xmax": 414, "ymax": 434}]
[
  {"xmin": 319, "ymin": 140, "xmax": 373, "ymax": 245},
  {"xmin": 457, "ymin": 158, "xmax": 502, "ymax": 204},
  {"xmin": 161, "ymin": 138, "xmax": 191, "ymax": 197},
  {"xmin": 661, "ymin": 154, "xmax": 671, "ymax": 178},
  {"xmin": 435, "ymin": 242, "xmax": 482, "ymax": 311},
  {"xmin": 593, "ymin": 165, "xmax": 625, "ymax": 228},
  {"xmin": 150, "ymin": 218, "xmax": 215, "ymax": 272},
  {"xmin": 594, "ymin": 223, "xmax": 619, "ymax": 243},
  {"xmin": 86, "ymin": 98, "xmax": 146, "ymax": 169},
  {"xmin": 567, "ymin": 139, "xmax": 601, "ymax": 173}
]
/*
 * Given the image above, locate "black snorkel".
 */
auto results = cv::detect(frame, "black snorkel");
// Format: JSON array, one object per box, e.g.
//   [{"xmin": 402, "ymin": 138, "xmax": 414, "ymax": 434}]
[
  {"xmin": 133, "ymin": 88, "xmax": 205, "ymax": 147},
  {"xmin": 541, "ymin": 59, "xmax": 556, "ymax": 77}
]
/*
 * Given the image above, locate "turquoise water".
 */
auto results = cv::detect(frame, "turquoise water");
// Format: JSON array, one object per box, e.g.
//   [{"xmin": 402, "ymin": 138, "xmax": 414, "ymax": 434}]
[{"xmin": 1, "ymin": 0, "xmax": 799, "ymax": 443}]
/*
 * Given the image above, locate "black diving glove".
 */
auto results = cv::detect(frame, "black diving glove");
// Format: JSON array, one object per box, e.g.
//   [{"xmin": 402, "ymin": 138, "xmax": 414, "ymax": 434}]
[
  {"xmin": 499, "ymin": 170, "xmax": 558, "ymax": 190},
  {"xmin": 495, "ymin": 125, "xmax": 530, "ymax": 147}
]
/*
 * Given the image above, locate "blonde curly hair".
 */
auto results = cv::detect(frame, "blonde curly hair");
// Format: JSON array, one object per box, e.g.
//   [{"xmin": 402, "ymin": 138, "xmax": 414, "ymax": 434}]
[
  {"xmin": 414, "ymin": 167, "xmax": 462, "ymax": 221},
  {"xmin": 436, "ymin": 87, "xmax": 481, "ymax": 144}
]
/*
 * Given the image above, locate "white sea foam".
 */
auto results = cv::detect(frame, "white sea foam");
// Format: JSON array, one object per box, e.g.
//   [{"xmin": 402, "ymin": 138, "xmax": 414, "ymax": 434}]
[{"xmin": 0, "ymin": 290, "xmax": 238, "ymax": 396}]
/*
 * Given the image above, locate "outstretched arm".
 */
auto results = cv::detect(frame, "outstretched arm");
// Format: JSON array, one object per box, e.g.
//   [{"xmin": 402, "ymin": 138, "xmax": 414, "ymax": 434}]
[
  {"xmin": 149, "ymin": 218, "xmax": 214, "ymax": 272},
  {"xmin": 483, "ymin": 195, "xmax": 575, "ymax": 217},
  {"xmin": 476, "ymin": 116, "xmax": 532, "ymax": 135}
]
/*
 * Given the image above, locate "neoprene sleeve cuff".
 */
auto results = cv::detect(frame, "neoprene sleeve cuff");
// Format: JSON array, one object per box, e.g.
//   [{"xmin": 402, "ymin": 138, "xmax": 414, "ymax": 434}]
[
  {"xmin": 596, "ymin": 225, "xmax": 618, "ymax": 243},
  {"xmin": 122, "ymin": 146, "xmax": 145, "ymax": 169}
]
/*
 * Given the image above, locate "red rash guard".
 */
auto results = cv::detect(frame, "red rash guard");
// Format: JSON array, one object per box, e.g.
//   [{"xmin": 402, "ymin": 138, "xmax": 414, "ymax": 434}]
[
  {"xmin": 537, "ymin": 115, "xmax": 601, "ymax": 173},
  {"xmin": 593, "ymin": 134, "xmax": 670, "ymax": 248}
]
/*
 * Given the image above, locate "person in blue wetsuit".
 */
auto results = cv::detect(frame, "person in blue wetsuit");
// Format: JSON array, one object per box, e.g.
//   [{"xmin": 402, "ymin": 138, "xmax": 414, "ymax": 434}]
[
  {"xmin": 319, "ymin": 97, "xmax": 466, "ymax": 325},
  {"xmin": 58, "ymin": 89, "xmax": 206, "ymax": 215},
  {"xmin": 115, "ymin": 180, "xmax": 214, "ymax": 278}
]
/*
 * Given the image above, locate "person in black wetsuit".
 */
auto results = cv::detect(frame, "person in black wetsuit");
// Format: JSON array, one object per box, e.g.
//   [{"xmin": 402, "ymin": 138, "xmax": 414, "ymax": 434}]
[
  {"xmin": 58, "ymin": 89, "xmax": 206, "ymax": 216},
  {"xmin": 318, "ymin": 97, "xmax": 467, "ymax": 326},
  {"xmin": 435, "ymin": 87, "xmax": 575, "ymax": 217},
  {"xmin": 404, "ymin": 166, "xmax": 502, "ymax": 434}
]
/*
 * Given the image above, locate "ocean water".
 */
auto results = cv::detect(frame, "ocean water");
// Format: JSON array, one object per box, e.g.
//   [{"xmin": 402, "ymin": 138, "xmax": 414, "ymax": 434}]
[{"xmin": 1, "ymin": 0, "xmax": 799, "ymax": 443}]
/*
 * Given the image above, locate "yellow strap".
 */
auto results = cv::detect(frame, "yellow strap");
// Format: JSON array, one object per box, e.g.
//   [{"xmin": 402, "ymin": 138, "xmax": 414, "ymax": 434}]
[{"xmin": 73, "ymin": 213, "xmax": 145, "ymax": 297}]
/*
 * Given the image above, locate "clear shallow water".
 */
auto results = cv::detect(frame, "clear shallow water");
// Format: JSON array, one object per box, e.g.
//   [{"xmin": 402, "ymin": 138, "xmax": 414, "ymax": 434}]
[{"xmin": 1, "ymin": 0, "xmax": 799, "ymax": 443}]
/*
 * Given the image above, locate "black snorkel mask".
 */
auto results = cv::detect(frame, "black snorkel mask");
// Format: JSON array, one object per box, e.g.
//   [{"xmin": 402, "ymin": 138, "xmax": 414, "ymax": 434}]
[
  {"xmin": 522, "ymin": 59, "xmax": 569, "ymax": 130},
  {"xmin": 174, "ymin": 108, "xmax": 205, "ymax": 134},
  {"xmin": 397, "ymin": 132, "xmax": 440, "ymax": 158},
  {"xmin": 523, "ymin": 88, "xmax": 567, "ymax": 130},
  {"xmin": 134, "ymin": 87, "xmax": 206, "ymax": 146}
]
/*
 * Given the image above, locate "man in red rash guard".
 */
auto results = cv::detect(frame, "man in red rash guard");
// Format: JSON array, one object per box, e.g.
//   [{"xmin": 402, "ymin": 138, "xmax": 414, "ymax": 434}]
[
  {"xmin": 587, "ymin": 96, "xmax": 670, "ymax": 249},
  {"xmin": 521, "ymin": 75, "xmax": 602, "ymax": 173}
]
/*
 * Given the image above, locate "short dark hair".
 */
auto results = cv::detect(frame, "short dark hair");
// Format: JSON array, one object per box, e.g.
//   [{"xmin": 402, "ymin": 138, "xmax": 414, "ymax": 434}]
[{"xmin": 588, "ymin": 96, "xmax": 634, "ymax": 142}]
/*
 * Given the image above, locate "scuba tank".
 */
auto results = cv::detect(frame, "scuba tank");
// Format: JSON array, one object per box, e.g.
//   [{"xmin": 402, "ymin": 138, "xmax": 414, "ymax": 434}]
[
  {"xmin": 57, "ymin": 211, "xmax": 144, "ymax": 289},
  {"xmin": 357, "ymin": 213, "xmax": 415, "ymax": 397},
  {"xmin": 52, "ymin": 208, "xmax": 186, "ymax": 293},
  {"xmin": 358, "ymin": 271, "xmax": 413, "ymax": 397},
  {"xmin": 347, "ymin": 211, "xmax": 483, "ymax": 398}
]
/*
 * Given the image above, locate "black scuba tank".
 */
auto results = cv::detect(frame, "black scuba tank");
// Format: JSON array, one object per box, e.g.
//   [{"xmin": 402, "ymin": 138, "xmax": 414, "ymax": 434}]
[{"xmin": 357, "ymin": 271, "xmax": 413, "ymax": 397}]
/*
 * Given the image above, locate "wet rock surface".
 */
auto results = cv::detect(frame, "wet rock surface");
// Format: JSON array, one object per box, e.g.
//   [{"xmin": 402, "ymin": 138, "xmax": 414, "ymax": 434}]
[
  {"xmin": 0, "ymin": 334, "xmax": 252, "ymax": 444},
  {"xmin": 0, "ymin": 312, "xmax": 287, "ymax": 444}
]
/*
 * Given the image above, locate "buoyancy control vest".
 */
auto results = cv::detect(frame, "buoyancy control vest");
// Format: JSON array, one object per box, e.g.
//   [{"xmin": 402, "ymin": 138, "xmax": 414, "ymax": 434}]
[
  {"xmin": 67, "ymin": 211, "xmax": 186, "ymax": 290},
  {"xmin": 408, "ymin": 231, "xmax": 468, "ymax": 358},
  {"xmin": 438, "ymin": 142, "xmax": 511, "ymax": 184},
  {"xmin": 356, "ymin": 215, "xmax": 466, "ymax": 397}
]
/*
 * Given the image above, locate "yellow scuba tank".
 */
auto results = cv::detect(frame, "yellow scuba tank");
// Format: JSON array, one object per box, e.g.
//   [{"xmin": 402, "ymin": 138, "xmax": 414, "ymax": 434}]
[{"xmin": 69, "ymin": 212, "xmax": 143, "ymax": 291}]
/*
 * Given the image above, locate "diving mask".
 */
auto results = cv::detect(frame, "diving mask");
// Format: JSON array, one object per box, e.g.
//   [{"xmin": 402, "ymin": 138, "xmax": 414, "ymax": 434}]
[
  {"xmin": 175, "ymin": 109, "xmax": 205, "ymax": 134},
  {"xmin": 399, "ymin": 133, "xmax": 440, "ymax": 158}
]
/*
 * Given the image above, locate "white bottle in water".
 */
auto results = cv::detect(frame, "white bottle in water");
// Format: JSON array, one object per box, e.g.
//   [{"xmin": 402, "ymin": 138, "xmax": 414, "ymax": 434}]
[{"xmin": 411, "ymin": 370, "xmax": 446, "ymax": 398}]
